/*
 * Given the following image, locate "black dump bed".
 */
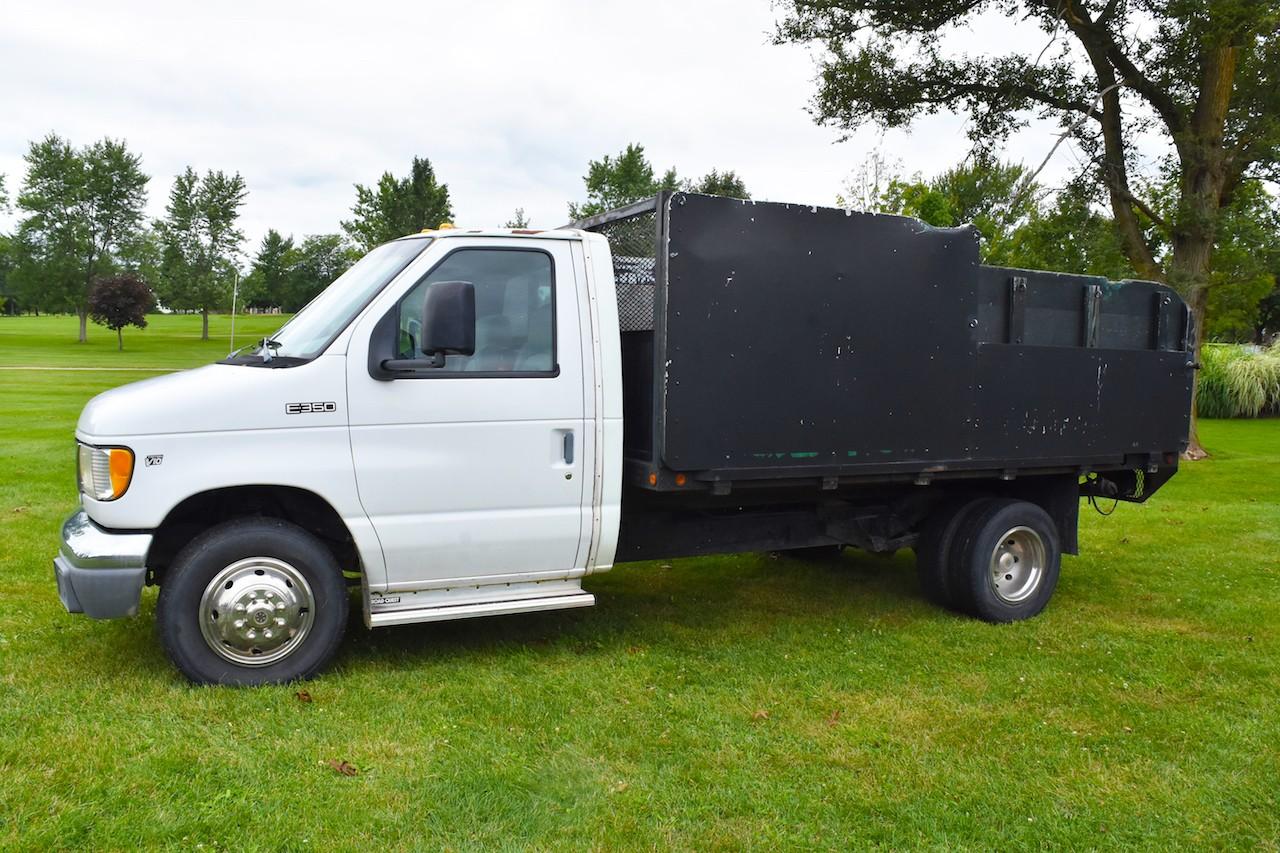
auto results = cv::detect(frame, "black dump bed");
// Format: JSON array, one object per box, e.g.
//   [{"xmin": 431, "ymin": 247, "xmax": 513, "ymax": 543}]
[{"xmin": 575, "ymin": 192, "xmax": 1194, "ymax": 497}]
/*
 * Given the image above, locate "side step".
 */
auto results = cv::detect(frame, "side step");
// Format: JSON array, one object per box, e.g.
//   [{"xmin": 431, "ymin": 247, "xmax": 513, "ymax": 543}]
[{"xmin": 368, "ymin": 592, "xmax": 595, "ymax": 628}]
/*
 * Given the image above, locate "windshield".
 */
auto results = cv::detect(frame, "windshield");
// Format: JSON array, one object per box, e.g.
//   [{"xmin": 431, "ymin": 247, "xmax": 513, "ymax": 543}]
[{"xmin": 253, "ymin": 238, "xmax": 429, "ymax": 361}]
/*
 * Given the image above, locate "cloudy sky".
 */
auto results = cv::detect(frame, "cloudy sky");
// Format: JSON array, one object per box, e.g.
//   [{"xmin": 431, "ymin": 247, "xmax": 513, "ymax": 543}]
[{"xmin": 1, "ymin": 1, "xmax": 1115, "ymax": 252}]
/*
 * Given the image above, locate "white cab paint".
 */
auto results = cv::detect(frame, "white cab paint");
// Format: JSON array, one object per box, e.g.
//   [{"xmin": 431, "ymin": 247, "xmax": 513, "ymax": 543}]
[
  {"xmin": 72, "ymin": 229, "xmax": 624, "ymax": 626},
  {"xmin": 345, "ymin": 237, "xmax": 590, "ymax": 591}
]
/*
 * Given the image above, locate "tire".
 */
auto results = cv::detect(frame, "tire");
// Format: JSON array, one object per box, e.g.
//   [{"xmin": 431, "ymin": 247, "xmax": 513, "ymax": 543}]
[
  {"xmin": 915, "ymin": 496, "xmax": 990, "ymax": 609},
  {"xmin": 157, "ymin": 518, "xmax": 349, "ymax": 686},
  {"xmin": 948, "ymin": 499, "xmax": 1061, "ymax": 622}
]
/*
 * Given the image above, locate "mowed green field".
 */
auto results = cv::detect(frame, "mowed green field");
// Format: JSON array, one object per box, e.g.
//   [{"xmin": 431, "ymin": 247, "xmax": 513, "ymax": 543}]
[{"xmin": 1, "ymin": 314, "xmax": 1277, "ymax": 850}]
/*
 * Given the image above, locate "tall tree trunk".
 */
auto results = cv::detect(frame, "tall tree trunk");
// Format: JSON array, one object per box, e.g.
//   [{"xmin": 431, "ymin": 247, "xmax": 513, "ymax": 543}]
[
  {"xmin": 78, "ymin": 309, "xmax": 87, "ymax": 343},
  {"xmin": 201, "ymin": 308, "xmax": 210, "ymax": 341},
  {"xmin": 1170, "ymin": 41, "xmax": 1238, "ymax": 460},
  {"xmin": 117, "ymin": 327, "xmax": 124, "ymax": 351},
  {"xmin": 1169, "ymin": 200, "xmax": 1217, "ymax": 461},
  {"xmin": 1182, "ymin": 285, "xmax": 1210, "ymax": 459}
]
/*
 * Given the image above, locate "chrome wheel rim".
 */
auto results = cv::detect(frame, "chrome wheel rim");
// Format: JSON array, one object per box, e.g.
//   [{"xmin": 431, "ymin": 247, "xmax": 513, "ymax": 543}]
[
  {"xmin": 198, "ymin": 557, "xmax": 314, "ymax": 666},
  {"xmin": 988, "ymin": 526, "xmax": 1046, "ymax": 604}
]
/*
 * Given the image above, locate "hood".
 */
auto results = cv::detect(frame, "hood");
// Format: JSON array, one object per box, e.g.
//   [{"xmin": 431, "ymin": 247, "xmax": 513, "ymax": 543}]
[{"xmin": 77, "ymin": 358, "xmax": 349, "ymax": 440}]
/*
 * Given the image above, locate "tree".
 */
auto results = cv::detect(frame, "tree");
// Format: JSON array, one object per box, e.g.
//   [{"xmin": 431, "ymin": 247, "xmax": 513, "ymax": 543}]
[
  {"xmin": 88, "ymin": 274, "xmax": 155, "ymax": 350},
  {"xmin": 504, "ymin": 208, "xmax": 530, "ymax": 229},
  {"xmin": 118, "ymin": 226, "xmax": 164, "ymax": 289},
  {"xmin": 0, "ymin": 234, "xmax": 12, "ymax": 316},
  {"xmin": 11, "ymin": 134, "xmax": 148, "ymax": 340},
  {"xmin": 775, "ymin": 0, "xmax": 1280, "ymax": 457},
  {"xmin": 685, "ymin": 169, "xmax": 749, "ymax": 198},
  {"xmin": 1006, "ymin": 182, "xmax": 1135, "ymax": 280},
  {"xmin": 1257, "ymin": 283, "xmax": 1280, "ymax": 343},
  {"xmin": 879, "ymin": 158, "xmax": 1038, "ymax": 265},
  {"xmin": 567, "ymin": 144, "xmax": 681, "ymax": 220},
  {"xmin": 155, "ymin": 167, "xmax": 248, "ymax": 340},
  {"xmin": 241, "ymin": 229, "xmax": 296, "ymax": 309},
  {"xmin": 342, "ymin": 156, "xmax": 452, "ymax": 251},
  {"xmin": 286, "ymin": 234, "xmax": 355, "ymax": 311},
  {"xmin": 837, "ymin": 146, "xmax": 902, "ymax": 213},
  {"xmin": 0, "ymin": 176, "xmax": 10, "ymax": 314},
  {"xmin": 1199, "ymin": 179, "xmax": 1280, "ymax": 341}
]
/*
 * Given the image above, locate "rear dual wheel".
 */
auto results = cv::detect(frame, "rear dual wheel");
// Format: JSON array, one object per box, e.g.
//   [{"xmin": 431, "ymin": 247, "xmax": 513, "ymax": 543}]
[{"xmin": 916, "ymin": 497, "xmax": 1061, "ymax": 622}]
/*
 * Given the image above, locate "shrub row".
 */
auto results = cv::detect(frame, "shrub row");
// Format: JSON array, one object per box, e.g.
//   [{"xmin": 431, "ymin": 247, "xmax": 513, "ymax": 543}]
[{"xmin": 1198, "ymin": 343, "xmax": 1280, "ymax": 418}]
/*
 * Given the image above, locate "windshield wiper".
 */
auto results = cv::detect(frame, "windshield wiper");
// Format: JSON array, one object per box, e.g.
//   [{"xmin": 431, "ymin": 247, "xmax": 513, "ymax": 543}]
[
  {"xmin": 258, "ymin": 338, "xmax": 282, "ymax": 362},
  {"xmin": 222, "ymin": 338, "xmax": 290, "ymax": 363}
]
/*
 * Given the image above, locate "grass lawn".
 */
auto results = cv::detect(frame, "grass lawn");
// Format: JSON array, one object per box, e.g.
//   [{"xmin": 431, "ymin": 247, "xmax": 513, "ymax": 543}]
[{"xmin": 1, "ymin": 314, "xmax": 1278, "ymax": 849}]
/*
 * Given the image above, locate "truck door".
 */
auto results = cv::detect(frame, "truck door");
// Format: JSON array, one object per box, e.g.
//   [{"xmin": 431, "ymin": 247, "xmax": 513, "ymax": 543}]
[{"xmin": 346, "ymin": 239, "xmax": 588, "ymax": 590}]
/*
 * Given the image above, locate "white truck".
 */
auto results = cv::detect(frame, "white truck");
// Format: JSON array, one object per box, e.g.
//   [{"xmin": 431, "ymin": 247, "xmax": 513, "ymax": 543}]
[{"xmin": 54, "ymin": 193, "xmax": 1193, "ymax": 685}]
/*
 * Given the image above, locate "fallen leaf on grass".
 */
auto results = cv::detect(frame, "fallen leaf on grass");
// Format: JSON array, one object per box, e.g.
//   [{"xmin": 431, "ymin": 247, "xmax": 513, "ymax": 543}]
[
  {"xmin": 752, "ymin": 709, "xmax": 769, "ymax": 721},
  {"xmin": 295, "ymin": 690, "xmax": 312, "ymax": 703},
  {"xmin": 826, "ymin": 709, "xmax": 842, "ymax": 727},
  {"xmin": 325, "ymin": 759, "xmax": 359, "ymax": 777}
]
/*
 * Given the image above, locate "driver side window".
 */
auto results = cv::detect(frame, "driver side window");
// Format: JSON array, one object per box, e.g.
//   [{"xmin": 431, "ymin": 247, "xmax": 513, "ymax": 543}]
[{"xmin": 397, "ymin": 248, "xmax": 555, "ymax": 374}]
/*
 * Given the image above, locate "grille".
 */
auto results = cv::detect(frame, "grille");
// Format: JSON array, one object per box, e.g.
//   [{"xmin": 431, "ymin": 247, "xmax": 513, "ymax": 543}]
[{"xmin": 590, "ymin": 210, "xmax": 658, "ymax": 332}]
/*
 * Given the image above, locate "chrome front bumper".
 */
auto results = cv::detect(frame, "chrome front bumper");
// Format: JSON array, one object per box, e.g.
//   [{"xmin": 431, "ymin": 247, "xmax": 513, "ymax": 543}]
[{"xmin": 53, "ymin": 509, "xmax": 152, "ymax": 619}]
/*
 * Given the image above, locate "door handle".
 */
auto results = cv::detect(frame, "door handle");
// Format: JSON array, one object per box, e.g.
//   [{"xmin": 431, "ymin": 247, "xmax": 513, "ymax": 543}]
[{"xmin": 563, "ymin": 431, "xmax": 575, "ymax": 465}]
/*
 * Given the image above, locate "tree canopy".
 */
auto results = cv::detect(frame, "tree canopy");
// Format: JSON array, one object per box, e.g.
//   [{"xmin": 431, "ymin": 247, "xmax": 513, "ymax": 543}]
[
  {"xmin": 342, "ymin": 156, "xmax": 452, "ymax": 251},
  {"xmin": 242, "ymin": 230, "xmax": 356, "ymax": 312},
  {"xmin": 10, "ymin": 133, "xmax": 149, "ymax": 340},
  {"xmin": 88, "ymin": 273, "xmax": 155, "ymax": 350},
  {"xmin": 568, "ymin": 144, "xmax": 749, "ymax": 220},
  {"xmin": 776, "ymin": 0, "xmax": 1280, "ymax": 455},
  {"xmin": 155, "ymin": 167, "xmax": 248, "ymax": 340},
  {"xmin": 504, "ymin": 208, "xmax": 530, "ymax": 229},
  {"xmin": 879, "ymin": 158, "xmax": 1037, "ymax": 266},
  {"xmin": 568, "ymin": 144, "xmax": 679, "ymax": 220},
  {"xmin": 241, "ymin": 229, "xmax": 295, "ymax": 310},
  {"xmin": 685, "ymin": 169, "xmax": 749, "ymax": 199}
]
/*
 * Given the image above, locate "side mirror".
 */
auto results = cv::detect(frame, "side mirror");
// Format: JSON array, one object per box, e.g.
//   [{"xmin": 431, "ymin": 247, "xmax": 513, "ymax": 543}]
[
  {"xmin": 375, "ymin": 280, "xmax": 476, "ymax": 378},
  {"xmin": 420, "ymin": 280, "xmax": 475, "ymax": 365}
]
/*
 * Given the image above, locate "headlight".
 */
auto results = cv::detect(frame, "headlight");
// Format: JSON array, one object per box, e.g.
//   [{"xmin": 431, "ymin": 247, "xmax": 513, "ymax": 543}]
[{"xmin": 77, "ymin": 443, "xmax": 134, "ymax": 501}]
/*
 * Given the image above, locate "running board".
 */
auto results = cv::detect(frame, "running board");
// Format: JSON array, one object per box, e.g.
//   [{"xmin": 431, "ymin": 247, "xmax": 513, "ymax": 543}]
[{"xmin": 368, "ymin": 592, "xmax": 595, "ymax": 628}]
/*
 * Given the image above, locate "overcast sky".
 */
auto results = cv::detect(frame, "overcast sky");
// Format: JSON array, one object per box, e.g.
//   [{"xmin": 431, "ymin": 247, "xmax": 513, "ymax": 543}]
[{"xmin": 0, "ymin": 0, "xmax": 1118, "ymax": 253}]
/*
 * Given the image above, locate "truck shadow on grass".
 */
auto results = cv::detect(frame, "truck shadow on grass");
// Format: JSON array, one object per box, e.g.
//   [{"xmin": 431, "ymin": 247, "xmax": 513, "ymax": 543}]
[
  {"xmin": 67, "ymin": 549, "xmax": 937, "ymax": 683},
  {"xmin": 339, "ymin": 548, "xmax": 939, "ymax": 672}
]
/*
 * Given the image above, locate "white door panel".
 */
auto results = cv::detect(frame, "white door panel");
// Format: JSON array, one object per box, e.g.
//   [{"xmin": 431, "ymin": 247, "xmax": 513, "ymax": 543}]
[{"xmin": 346, "ymin": 239, "xmax": 588, "ymax": 589}]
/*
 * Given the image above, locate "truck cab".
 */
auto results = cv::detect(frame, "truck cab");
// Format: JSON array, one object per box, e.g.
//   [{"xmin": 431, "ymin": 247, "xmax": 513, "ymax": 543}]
[{"xmin": 57, "ymin": 228, "xmax": 624, "ymax": 684}]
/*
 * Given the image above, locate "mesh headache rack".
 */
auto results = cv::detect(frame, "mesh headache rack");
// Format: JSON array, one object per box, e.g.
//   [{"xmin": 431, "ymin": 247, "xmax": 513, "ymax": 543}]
[{"xmin": 567, "ymin": 197, "xmax": 661, "ymax": 333}]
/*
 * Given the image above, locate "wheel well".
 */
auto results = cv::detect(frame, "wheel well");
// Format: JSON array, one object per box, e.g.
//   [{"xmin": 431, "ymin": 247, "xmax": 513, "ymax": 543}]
[
  {"xmin": 910, "ymin": 474, "xmax": 1080, "ymax": 555},
  {"xmin": 146, "ymin": 486, "xmax": 361, "ymax": 584}
]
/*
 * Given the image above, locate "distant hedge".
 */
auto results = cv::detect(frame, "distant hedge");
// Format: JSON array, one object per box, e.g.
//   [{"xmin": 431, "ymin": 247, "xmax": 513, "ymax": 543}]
[{"xmin": 1199, "ymin": 343, "xmax": 1280, "ymax": 418}]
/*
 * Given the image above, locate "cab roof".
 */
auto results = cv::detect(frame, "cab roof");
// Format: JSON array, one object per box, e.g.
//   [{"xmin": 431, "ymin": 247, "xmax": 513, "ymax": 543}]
[{"xmin": 396, "ymin": 227, "xmax": 588, "ymax": 241}]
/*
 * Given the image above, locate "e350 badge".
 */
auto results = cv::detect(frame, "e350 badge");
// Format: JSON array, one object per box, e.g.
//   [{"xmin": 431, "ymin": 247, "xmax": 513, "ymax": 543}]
[{"xmin": 285, "ymin": 401, "xmax": 337, "ymax": 415}]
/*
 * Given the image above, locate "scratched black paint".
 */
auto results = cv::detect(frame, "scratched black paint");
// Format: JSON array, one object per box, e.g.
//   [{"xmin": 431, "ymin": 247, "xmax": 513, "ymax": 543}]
[{"xmin": 588, "ymin": 192, "xmax": 1193, "ymax": 491}]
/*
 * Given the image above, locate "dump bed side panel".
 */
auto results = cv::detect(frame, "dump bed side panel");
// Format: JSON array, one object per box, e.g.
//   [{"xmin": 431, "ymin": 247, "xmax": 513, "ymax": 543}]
[
  {"xmin": 578, "ymin": 194, "xmax": 1193, "ymax": 490},
  {"xmin": 972, "ymin": 266, "xmax": 1193, "ymax": 461},
  {"xmin": 662, "ymin": 195, "xmax": 980, "ymax": 471}
]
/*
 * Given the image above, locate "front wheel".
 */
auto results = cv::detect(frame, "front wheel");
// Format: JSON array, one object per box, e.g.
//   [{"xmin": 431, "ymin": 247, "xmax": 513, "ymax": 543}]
[{"xmin": 157, "ymin": 518, "xmax": 349, "ymax": 685}]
